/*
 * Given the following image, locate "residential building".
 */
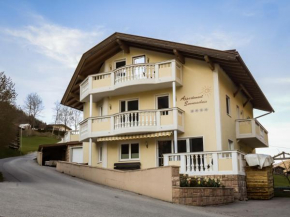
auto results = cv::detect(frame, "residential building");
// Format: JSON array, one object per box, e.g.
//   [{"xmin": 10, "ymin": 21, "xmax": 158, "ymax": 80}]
[{"xmin": 61, "ymin": 33, "xmax": 273, "ymax": 177}]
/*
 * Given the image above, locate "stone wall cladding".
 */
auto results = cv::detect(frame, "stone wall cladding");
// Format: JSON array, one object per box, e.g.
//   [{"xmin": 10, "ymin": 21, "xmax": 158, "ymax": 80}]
[
  {"xmin": 186, "ymin": 174, "xmax": 247, "ymax": 201},
  {"xmin": 172, "ymin": 187, "xmax": 234, "ymax": 206}
]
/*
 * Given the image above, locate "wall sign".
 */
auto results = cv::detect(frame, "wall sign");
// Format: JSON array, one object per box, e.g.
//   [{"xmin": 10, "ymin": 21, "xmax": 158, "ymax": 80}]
[{"xmin": 180, "ymin": 86, "xmax": 211, "ymax": 107}]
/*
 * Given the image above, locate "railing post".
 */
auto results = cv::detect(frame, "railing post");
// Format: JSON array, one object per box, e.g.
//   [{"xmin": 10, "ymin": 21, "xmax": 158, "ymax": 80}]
[
  {"xmin": 164, "ymin": 154, "xmax": 169, "ymax": 166},
  {"xmin": 251, "ymin": 119, "xmax": 256, "ymax": 137},
  {"xmin": 155, "ymin": 63, "xmax": 159, "ymax": 80},
  {"xmin": 180, "ymin": 155, "xmax": 186, "ymax": 174},
  {"xmin": 88, "ymin": 76, "xmax": 92, "ymax": 92},
  {"xmin": 111, "ymin": 72, "xmax": 115, "ymax": 86},
  {"xmin": 232, "ymin": 151, "xmax": 239, "ymax": 175},
  {"xmin": 212, "ymin": 153, "xmax": 219, "ymax": 173},
  {"xmin": 156, "ymin": 111, "xmax": 161, "ymax": 129},
  {"xmin": 110, "ymin": 116, "xmax": 114, "ymax": 131},
  {"xmin": 172, "ymin": 60, "xmax": 176, "ymax": 80}
]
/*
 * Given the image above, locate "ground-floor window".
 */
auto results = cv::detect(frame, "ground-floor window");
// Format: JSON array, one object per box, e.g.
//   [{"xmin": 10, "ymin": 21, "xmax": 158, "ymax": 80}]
[
  {"xmin": 120, "ymin": 143, "xmax": 139, "ymax": 160},
  {"xmin": 177, "ymin": 140, "xmax": 187, "ymax": 153}
]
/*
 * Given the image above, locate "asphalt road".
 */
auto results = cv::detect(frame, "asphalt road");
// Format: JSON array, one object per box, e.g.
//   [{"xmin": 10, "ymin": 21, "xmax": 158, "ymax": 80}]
[{"xmin": 0, "ymin": 154, "xmax": 289, "ymax": 217}]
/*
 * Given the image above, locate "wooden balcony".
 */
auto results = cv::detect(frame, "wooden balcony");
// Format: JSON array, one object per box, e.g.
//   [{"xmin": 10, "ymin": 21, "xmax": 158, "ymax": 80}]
[
  {"xmin": 236, "ymin": 119, "xmax": 269, "ymax": 148},
  {"xmin": 80, "ymin": 60, "xmax": 183, "ymax": 102},
  {"xmin": 164, "ymin": 151, "xmax": 246, "ymax": 175},
  {"xmin": 79, "ymin": 108, "xmax": 184, "ymax": 141}
]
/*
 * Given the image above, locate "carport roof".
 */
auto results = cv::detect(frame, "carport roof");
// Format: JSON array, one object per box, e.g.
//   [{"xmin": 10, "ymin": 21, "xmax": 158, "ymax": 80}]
[{"xmin": 38, "ymin": 141, "xmax": 82, "ymax": 152}]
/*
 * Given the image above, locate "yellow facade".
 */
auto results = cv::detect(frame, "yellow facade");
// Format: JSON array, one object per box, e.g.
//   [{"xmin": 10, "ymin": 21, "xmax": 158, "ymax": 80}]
[{"xmin": 80, "ymin": 47, "xmax": 263, "ymax": 169}]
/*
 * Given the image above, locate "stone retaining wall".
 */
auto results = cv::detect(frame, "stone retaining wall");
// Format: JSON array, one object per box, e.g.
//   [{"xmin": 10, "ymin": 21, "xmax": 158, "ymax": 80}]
[{"xmin": 172, "ymin": 187, "xmax": 234, "ymax": 206}]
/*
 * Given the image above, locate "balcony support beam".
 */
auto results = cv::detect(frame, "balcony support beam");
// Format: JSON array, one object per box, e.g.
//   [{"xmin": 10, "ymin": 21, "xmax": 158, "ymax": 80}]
[
  {"xmin": 204, "ymin": 55, "xmax": 215, "ymax": 71},
  {"xmin": 173, "ymin": 49, "xmax": 185, "ymax": 64},
  {"xmin": 116, "ymin": 39, "xmax": 130, "ymax": 54},
  {"xmin": 70, "ymin": 93, "xmax": 79, "ymax": 101},
  {"xmin": 243, "ymin": 98, "xmax": 251, "ymax": 107}
]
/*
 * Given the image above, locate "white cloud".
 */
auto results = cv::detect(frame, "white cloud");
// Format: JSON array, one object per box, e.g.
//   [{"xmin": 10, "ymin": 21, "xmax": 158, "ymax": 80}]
[
  {"xmin": 178, "ymin": 30, "xmax": 253, "ymax": 50},
  {"xmin": 2, "ymin": 20, "xmax": 106, "ymax": 68},
  {"xmin": 0, "ymin": 15, "xmax": 108, "ymax": 124}
]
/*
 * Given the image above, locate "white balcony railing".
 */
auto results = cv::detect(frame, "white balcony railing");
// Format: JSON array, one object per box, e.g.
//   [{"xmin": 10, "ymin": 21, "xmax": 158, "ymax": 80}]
[
  {"xmin": 79, "ymin": 108, "xmax": 184, "ymax": 141},
  {"xmin": 163, "ymin": 151, "xmax": 245, "ymax": 176},
  {"xmin": 236, "ymin": 119, "xmax": 268, "ymax": 147},
  {"xmin": 61, "ymin": 130, "xmax": 80, "ymax": 143},
  {"xmin": 80, "ymin": 59, "xmax": 183, "ymax": 101}
]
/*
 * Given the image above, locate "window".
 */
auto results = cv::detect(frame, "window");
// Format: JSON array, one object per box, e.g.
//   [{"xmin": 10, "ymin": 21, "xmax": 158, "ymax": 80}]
[
  {"xmin": 189, "ymin": 138, "xmax": 203, "ymax": 152},
  {"xmin": 98, "ymin": 145, "xmax": 103, "ymax": 162},
  {"xmin": 120, "ymin": 99, "xmax": 139, "ymax": 112},
  {"xmin": 228, "ymin": 140, "xmax": 234, "ymax": 151},
  {"xmin": 115, "ymin": 60, "xmax": 126, "ymax": 69},
  {"xmin": 133, "ymin": 55, "xmax": 145, "ymax": 64},
  {"xmin": 156, "ymin": 95, "xmax": 169, "ymax": 115},
  {"xmin": 177, "ymin": 140, "xmax": 187, "ymax": 153},
  {"xmin": 226, "ymin": 95, "xmax": 231, "ymax": 116},
  {"xmin": 120, "ymin": 143, "xmax": 139, "ymax": 160}
]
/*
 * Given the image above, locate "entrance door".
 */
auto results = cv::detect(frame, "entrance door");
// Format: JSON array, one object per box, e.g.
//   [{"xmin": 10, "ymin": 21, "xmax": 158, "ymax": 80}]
[
  {"xmin": 158, "ymin": 140, "xmax": 172, "ymax": 166},
  {"xmin": 120, "ymin": 99, "xmax": 139, "ymax": 125},
  {"xmin": 132, "ymin": 55, "xmax": 146, "ymax": 78},
  {"xmin": 156, "ymin": 95, "xmax": 169, "ymax": 115}
]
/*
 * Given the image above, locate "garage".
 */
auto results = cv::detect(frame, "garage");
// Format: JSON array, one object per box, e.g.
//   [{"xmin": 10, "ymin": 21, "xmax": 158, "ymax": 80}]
[
  {"xmin": 37, "ymin": 141, "xmax": 82, "ymax": 166},
  {"xmin": 71, "ymin": 147, "xmax": 83, "ymax": 163}
]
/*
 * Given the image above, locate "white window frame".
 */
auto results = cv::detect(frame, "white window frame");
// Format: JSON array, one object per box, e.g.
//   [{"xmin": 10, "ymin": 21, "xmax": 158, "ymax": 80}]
[
  {"xmin": 98, "ymin": 145, "xmax": 103, "ymax": 163},
  {"xmin": 114, "ymin": 58, "xmax": 126, "ymax": 69},
  {"xmin": 226, "ymin": 95, "xmax": 231, "ymax": 116},
  {"xmin": 119, "ymin": 142, "xmax": 140, "ymax": 161},
  {"xmin": 119, "ymin": 98, "xmax": 139, "ymax": 112},
  {"xmin": 132, "ymin": 55, "xmax": 146, "ymax": 64}
]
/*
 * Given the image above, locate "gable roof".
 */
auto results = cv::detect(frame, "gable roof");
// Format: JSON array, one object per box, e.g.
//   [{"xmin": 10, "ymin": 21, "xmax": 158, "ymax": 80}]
[{"xmin": 61, "ymin": 32, "xmax": 274, "ymax": 112}]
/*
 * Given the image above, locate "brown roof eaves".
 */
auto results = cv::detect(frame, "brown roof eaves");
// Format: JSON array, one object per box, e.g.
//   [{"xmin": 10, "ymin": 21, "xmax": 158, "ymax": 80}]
[{"xmin": 61, "ymin": 32, "xmax": 274, "ymax": 113}]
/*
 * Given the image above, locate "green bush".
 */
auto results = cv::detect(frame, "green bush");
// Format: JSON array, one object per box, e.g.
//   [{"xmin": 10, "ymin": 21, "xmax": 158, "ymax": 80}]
[{"xmin": 180, "ymin": 174, "xmax": 222, "ymax": 187}]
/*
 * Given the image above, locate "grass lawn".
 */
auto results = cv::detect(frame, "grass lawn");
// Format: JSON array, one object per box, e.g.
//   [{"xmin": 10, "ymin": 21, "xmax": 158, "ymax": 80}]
[
  {"xmin": 274, "ymin": 174, "xmax": 290, "ymax": 187},
  {"xmin": 21, "ymin": 136, "xmax": 59, "ymax": 155},
  {"xmin": 0, "ymin": 136, "xmax": 59, "ymax": 159}
]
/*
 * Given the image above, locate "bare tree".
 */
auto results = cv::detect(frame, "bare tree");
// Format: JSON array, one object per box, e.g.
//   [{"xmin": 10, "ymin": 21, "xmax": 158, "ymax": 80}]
[
  {"xmin": 58, "ymin": 106, "xmax": 73, "ymax": 131},
  {"xmin": 23, "ymin": 93, "xmax": 44, "ymax": 127},
  {"xmin": 71, "ymin": 108, "xmax": 82, "ymax": 131},
  {"xmin": 52, "ymin": 101, "xmax": 62, "ymax": 124}
]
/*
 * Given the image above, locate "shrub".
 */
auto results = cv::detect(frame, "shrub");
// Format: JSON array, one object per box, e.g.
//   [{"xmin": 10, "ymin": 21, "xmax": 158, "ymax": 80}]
[{"xmin": 180, "ymin": 174, "xmax": 221, "ymax": 187}]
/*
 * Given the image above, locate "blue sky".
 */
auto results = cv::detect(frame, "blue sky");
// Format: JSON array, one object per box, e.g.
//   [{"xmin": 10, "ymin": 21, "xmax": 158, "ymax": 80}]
[{"xmin": 0, "ymin": 0, "xmax": 290, "ymax": 155}]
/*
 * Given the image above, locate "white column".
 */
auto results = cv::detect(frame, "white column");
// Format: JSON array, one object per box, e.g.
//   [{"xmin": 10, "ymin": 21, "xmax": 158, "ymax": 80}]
[
  {"xmin": 232, "ymin": 151, "xmax": 239, "ymax": 175},
  {"xmin": 89, "ymin": 138, "xmax": 92, "ymax": 166},
  {"xmin": 213, "ymin": 65, "xmax": 222, "ymax": 151},
  {"xmin": 89, "ymin": 94, "xmax": 93, "ymax": 117},
  {"xmin": 172, "ymin": 81, "xmax": 176, "ymax": 107},
  {"xmin": 172, "ymin": 81, "xmax": 178, "ymax": 154},
  {"xmin": 174, "ymin": 130, "xmax": 178, "ymax": 154}
]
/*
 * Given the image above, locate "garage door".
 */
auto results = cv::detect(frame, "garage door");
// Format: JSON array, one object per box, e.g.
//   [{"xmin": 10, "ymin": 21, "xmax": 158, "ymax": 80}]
[{"xmin": 71, "ymin": 147, "xmax": 83, "ymax": 163}]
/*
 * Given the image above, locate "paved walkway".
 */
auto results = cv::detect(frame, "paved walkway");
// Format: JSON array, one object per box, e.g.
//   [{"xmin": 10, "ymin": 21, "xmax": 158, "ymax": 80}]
[{"xmin": 0, "ymin": 153, "xmax": 289, "ymax": 217}]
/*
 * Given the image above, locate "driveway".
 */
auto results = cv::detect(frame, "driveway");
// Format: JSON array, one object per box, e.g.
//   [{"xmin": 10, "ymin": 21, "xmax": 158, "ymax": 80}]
[{"xmin": 0, "ymin": 154, "xmax": 289, "ymax": 217}]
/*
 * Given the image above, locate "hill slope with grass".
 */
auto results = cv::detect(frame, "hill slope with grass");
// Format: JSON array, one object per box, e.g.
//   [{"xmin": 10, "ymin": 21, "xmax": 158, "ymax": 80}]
[{"xmin": 0, "ymin": 136, "xmax": 59, "ymax": 159}]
